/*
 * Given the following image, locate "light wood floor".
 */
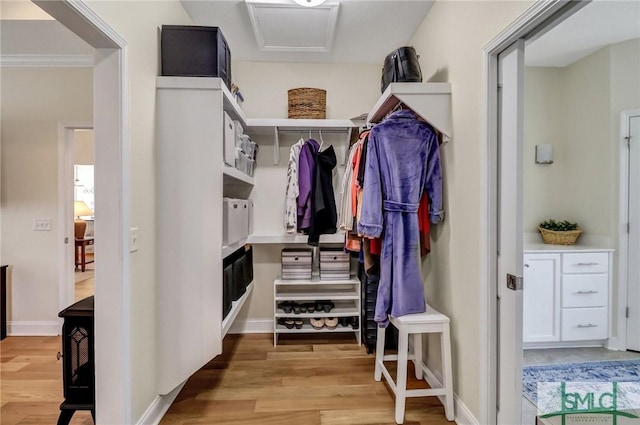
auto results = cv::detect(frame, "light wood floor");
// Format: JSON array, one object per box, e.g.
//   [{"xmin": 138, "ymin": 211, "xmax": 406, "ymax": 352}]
[
  {"xmin": 1, "ymin": 333, "xmax": 451, "ymax": 425},
  {"xmin": 1, "ymin": 336, "xmax": 93, "ymax": 425},
  {"xmin": 161, "ymin": 333, "xmax": 452, "ymax": 425}
]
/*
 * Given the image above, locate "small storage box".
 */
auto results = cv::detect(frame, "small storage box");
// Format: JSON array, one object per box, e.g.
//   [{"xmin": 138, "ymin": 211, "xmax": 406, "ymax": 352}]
[
  {"xmin": 223, "ymin": 111, "xmax": 235, "ymax": 167},
  {"xmin": 223, "ymin": 198, "xmax": 249, "ymax": 246},
  {"xmin": 281, "ymin": 248, "xmax": 312, "ymax": 280},
  {"xmin": 161, "ymin": 25, "xmax": 231, "ymax": 89},
  {"xmin": 320, "ymin": 248, "xmax": 350, "ymax": 280}
]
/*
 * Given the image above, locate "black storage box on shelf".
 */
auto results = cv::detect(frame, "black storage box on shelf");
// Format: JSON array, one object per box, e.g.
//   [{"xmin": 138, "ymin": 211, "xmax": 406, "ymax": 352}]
[
  {"xmin": 223, "ymin": 264, "xmax": 233, "ymax": 319},
  {"xmin": 161, "ymin": 25, "xmax": 231, "ymax": 89}
]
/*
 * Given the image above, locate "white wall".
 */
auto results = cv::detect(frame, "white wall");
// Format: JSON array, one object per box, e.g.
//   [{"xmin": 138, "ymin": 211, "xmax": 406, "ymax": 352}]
[
  {"xmin": 408, "ymin": 0, "xmax": 534, "ymax": 418},
  {"xmin": 524, "ymin": 67, "xmax": 565, "ymax": 232},
  {"xmin": 78, "ymin": 1, "xmax": 193, "ymax": 421},
  {"xmin": 0, "ymin": 67, "xmax": 93, "ymax": 328},
  {"xmin": 231, "ymin": 60, "xmax": 380, "ymax": 323},
  {"xmin": 562, "ymin": 47, "xmax": 612, "ymax": 237},
  {"xmin": 73, "ymin": 129, "xmax": 94, "ymax": 165},
  {"xmin": 525, "ymin": 39, "xmax": 640, "ymax": 238}
]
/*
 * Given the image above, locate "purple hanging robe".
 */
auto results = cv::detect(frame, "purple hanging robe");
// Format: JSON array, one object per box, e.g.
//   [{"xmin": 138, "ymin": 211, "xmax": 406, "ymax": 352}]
[{"xmin": 357, "ymin": 110, "xmax": 444, "ymax": 326}]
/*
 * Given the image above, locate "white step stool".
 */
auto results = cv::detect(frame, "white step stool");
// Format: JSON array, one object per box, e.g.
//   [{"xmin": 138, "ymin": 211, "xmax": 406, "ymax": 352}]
[{"xmin": 374, "ymin": 304, "xmax": 454, "ymax": 423}]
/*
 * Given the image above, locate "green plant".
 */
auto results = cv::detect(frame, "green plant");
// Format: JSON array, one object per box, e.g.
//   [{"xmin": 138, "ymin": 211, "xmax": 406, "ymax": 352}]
[{"xmin": 539, "ymin": 219, "xmax": 579, "ymax": 231}]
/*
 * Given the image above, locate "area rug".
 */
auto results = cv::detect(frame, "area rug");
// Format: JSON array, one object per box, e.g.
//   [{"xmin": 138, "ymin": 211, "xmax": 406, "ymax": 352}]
[{"xmin": 523, "ymin": 359, "xmax": 640, "ymax": 404}]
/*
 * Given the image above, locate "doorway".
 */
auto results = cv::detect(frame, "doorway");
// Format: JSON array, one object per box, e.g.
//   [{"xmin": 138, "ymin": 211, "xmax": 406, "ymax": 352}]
[
  {"xmin": 73, "ymin": 129, "xmax": 95, "ymax": 302},
  {"xmin": 486, "ymin": 1, "xmax": 640, "ymax": 423}
]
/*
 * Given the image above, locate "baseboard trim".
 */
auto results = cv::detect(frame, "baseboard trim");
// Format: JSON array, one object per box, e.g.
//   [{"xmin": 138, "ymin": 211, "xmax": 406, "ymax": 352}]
[
  {"xmin": 228, "ymin": 319, "xmax": 273, "ymax": 334},
  {"xmin": 8, "ymin": 321, "xmax": 60, "ymax": 336},
  {"xmin": 135, "ymin": 382, "xmax": 186, "ymax": 425},
  {"xmin": 524, "ymin": 340, "xmax": 606, "ymax": 349},
  {"xmin": 454, "ymin": 394, "xmax": 479, "ymax": 425}
]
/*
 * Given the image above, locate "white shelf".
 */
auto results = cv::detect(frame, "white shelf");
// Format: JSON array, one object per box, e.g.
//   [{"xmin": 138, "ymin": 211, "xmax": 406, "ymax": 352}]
[
  {"xmin": 275, "ymin": 306, "xmax": 359, "ymax": 318},
  {"xmin": 275, "ymin": 275, "xmax": 357, "ymax": 285},
  {"xmin": 156, "ymin": 76, "xmax": 247, "ymax": 126},
  {"xmin": 222, "ymin": 281, "xmax": 254, "ymax": 337},
  {"xmin": 244, "ymin": 118, "xmax": 355, "ymax": 165},
  {"xmin": 222, "ymin": 166, "xmax": 254, "ymax": 186},
  {"xmin": 275, "ymin": 289, "xmax": 359, "ymax": 301},
  {"xmin": 275, "ymin": 323, "xmax": 359, "ymax": 333},
  {"xmin": 367, "ymin": 82, "xmax": 452, "ymax": 140},
  {"xmin": 248, "ymin": 232, "xmax": 345, "ymax": 244},
  {"xmin": 246, "ymin": 118, "xmax": 355, "ymax": 136},
  {"xmin": 222, "ymin": 239, "xmax": 248, "ymax": 259}
]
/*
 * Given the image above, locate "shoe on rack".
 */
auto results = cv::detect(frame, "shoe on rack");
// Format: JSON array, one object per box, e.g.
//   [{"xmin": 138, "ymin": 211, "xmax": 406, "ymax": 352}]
[
  {"xmin": 350, "ymin": 316, "xmax": 359, "ymax": 329},
  {"xmin": 278, "ymin": 318, "xmax": 295, "ymax": 329},
  {"xmin": 316, "ymin": 300, "xmax": 335, "ymax": 313},
  {"xmin": 277, "ymin": 301, "xmax": 293, "ymax": 314},
  {"xmin": 292, "ymin": 303, "xmax": 302, "ymax": 314},
  {"xmin": 310, "ymin": 317, "xmax": 325, "ymax": 330},
  {"xmin": 301, "ymin": 302, "xmax": 315, "ymax": 313},
  {"xmin": 294, "ymin": 319, "xmax": 303, "ymax": 329},
  {"xmin": 338, "ymin": 317, "xmax": 349, "ymax": 327},
  {"xmin": 325, "ymin": 317, "xmax": 338, "ymax": 330}
]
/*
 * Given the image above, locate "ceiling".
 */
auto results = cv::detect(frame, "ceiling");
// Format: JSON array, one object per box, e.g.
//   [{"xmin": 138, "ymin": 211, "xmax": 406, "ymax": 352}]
[
  {"xmin": 525, "ymin": 0, "xmax": 640, "ymax": 67},
  {"xmin": 180, "ymin": 0, "xmax": 434, "ymax": 64},
  {"xmin": 1, "ymin": 0, "xmax": 639, "ymax": 68}
]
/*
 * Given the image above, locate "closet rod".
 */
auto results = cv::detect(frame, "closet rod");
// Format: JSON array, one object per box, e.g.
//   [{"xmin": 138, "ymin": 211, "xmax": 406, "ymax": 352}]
[{"xmin": 275, "ymin": 129, "xmax": 351, "ymax": 134}]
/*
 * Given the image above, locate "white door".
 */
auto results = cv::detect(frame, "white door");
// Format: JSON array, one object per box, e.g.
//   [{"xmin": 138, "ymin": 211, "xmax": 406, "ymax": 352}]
[
  {"xmin": 497, "ymin": 39, "xmax": 525, "ymax": 424},
  {"xmin": 627, "ymin": 114, "xmax": 640, "ymax": 351},
  {"xmin": 523, "ymin": 253, "xmax": 561, "ymax": 343}
]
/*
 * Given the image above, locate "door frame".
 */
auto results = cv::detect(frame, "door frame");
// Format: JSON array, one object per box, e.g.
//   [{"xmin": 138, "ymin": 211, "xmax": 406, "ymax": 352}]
[
  {"xmin": 480, "ymin": 1, "xmax": 590, "ymax": 423},
  {"xmin": 618, "ymin": 108, "xmax": 640, "ymax": 351},
  {"xmin": 58, "ymin": 122, "xmax": 93, "ymax": 313},
  {"xmin": 34, "ymin": 1, "xmax": 132, "ymax": 423}
]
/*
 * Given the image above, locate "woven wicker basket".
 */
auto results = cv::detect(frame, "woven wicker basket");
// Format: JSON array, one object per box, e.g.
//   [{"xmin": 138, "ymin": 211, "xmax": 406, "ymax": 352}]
[
  {"xmin": 288, "ymin": 88, "xmax": 326, "ymax": 119},
  {"xmin": 538, "ymin": 227, "xmax": 583, "ymax": 245}
]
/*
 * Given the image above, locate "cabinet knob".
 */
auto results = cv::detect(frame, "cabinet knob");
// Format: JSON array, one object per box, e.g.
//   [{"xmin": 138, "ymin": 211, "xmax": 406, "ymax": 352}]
[
  {"xmin": 56, "ymin": 351, "xmax": 63, "ymax": 360},
  {"xmin": 524, "ymin": 264, "xmax": 530, "ymax": 268}
]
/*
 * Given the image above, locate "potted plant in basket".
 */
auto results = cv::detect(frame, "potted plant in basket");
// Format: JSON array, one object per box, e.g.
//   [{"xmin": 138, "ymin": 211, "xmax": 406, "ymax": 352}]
[{"xmin": 538, "ymin": 219, "xmax": 582, "ymax": 245}]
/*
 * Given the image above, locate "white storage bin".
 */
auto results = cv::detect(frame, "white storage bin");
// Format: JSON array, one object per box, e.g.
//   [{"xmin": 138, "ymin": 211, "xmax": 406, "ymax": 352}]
[
  {"xmin": 223, "ymin": 198, "xmax": 249, "ymax": 246},
  {"xmin": 247, "ymin": 199, "xmax": 254, "ymax": 234},
  {"xmin": 223, "ymin": 111, "xmax": 235, "ymax": 167}
]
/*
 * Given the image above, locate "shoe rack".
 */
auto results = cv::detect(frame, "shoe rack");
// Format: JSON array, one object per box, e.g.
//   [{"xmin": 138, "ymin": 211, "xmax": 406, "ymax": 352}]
[{"xmin": 273, "ymin": 274, "xmax": 361, "ymax": 347}]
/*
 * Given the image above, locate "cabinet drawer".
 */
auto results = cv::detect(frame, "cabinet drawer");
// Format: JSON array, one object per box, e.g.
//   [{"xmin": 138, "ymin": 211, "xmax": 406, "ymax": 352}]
[
  {"xmin": 562, "ymin": 274, "xmax": 608, "ymax": 308},
  {"xmin": 562, "ymin": 253, "xmax": 608, "ymax": 274},
  {"xmin": 561, "ymin": 308, "xmax": 607, "ymax": 341}
]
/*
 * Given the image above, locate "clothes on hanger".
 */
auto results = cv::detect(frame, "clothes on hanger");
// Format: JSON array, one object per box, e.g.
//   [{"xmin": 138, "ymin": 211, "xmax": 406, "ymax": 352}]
[
  {"xmin": 284, "ymin": 137, "xmax": 306, "ymax": 234},
  {"xmin": 297, "ymin": 138, "xmax": 320, "ymax": 231},
  {"xmin": 358, "ymin": 109, "xmax": 443, "ymax": 327},
  {"xmin": 307, "ymin": 144, "xmax": 338, "ymax": 246}
]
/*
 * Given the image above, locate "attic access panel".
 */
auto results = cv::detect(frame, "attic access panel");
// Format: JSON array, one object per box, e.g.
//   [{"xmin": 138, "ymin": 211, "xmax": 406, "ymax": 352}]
[{"xmin": 246, "ymin": 1, "xmax": 339, "ymax": 52}]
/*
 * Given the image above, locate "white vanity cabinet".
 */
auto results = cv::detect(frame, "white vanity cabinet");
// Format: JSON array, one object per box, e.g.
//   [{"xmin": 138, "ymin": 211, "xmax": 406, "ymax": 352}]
[
  {"xmin": 523, "ymin": 253, "xmax": 561, "ymax": 343},
  {"xmin": 523, "ymin": 245, "xmax": 614, "ymax": 347}
]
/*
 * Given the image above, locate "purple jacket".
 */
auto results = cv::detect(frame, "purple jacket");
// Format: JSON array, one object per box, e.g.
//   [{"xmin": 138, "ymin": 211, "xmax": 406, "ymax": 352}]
[
  {"xmin": 357, "ymin": 110, "xmax": 443, "ymax": 325},
  {"xmin": 297, "ymin": 138, "xmax": 319, "ymax": 230}
]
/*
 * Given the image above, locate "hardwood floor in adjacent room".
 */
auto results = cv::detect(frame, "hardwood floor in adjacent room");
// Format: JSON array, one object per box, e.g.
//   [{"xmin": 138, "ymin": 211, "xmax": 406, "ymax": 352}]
[
  {"xmin": 161, "ymin": 333, "xmax": 452, "ymax": 425},
  {"xmin": 0, "ymin": 336, "xmax": 92, "ymax": 425}
]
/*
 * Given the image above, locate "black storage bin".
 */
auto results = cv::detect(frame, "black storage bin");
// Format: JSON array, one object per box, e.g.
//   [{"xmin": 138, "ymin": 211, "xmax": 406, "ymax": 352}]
[
  {"xmin": 232, "ymin": 256, "xmax": 245, "ymax": 301},
  {"xmin": 223, "ymin": 264, "xmax": 233, "ymax": 319},
  {"xmin": 161, "ymin": 25, "xmax": 231, "ymax": 89},
  {"xmin": 242, "ymin": 246, "xmax": 253, "ymax": 290}
]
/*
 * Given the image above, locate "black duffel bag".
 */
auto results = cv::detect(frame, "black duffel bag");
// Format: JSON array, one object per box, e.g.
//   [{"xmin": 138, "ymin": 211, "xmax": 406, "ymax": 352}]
[{"xmin": 381, "ymin": 46, "xmax": 423, "ymax": 93}]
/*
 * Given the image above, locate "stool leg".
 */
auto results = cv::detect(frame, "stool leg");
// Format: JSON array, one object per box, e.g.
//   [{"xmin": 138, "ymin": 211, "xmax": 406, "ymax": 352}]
[
  {"xmin": 412, "ymin": 333, "xmax": 423, "ymax": 380},
  {"xmin": 395, "ymin": 328, "xmax": 409, "ymax": 424},
  {"xmin": 374, "ymin": 325, "xmax": 386, "ymax": 381},
  {"xmin": 441, "ymin": 324, "xmax": 454, "ymax": 421}
]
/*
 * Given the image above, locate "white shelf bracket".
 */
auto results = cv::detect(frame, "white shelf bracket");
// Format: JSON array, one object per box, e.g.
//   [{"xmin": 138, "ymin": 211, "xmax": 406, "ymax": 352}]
[
  {"xmin": 273, "ymin": 126, "xmax": 280, "ymax": 165},
  {"xmin": 342, "ymin": 127, "xmax": 353, "ymax": 165}
]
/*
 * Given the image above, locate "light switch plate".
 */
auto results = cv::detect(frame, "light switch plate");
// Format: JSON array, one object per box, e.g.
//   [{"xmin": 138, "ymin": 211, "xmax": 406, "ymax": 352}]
[
  {"xmin": 130, "ymin": 227, "xmax": 139, "ymax": 252},
  {"xmin": 33, "ymin": 218, "xmax": 52, "ymax": 231}
]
